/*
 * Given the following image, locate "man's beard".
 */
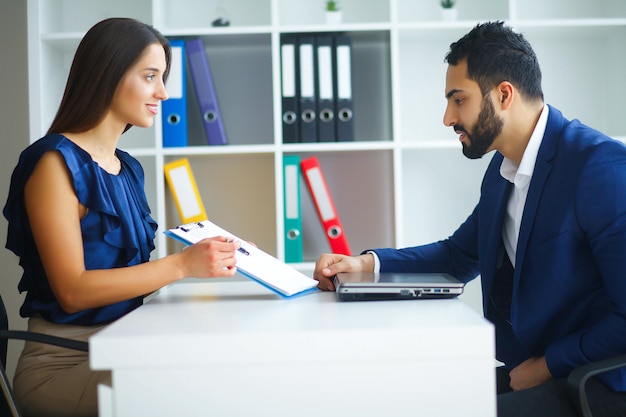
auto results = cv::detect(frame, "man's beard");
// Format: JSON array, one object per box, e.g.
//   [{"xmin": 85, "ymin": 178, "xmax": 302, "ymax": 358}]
[{"xmin": 457, "ymin": 96, "xmax": 503, "ymax": 160}]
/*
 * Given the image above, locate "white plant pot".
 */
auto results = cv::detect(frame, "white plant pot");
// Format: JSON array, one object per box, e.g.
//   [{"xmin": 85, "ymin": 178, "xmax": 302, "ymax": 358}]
[
  {"xmin": 440, "ymin": 8, "xmax": 458, "ymax": 21},
  {"xmin": 326, "ymin": 10, "xmax": 342, "ymax": 24}
]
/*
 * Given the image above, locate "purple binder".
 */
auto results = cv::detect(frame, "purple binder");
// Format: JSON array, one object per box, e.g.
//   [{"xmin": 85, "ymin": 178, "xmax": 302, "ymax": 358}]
[{"xmin": 185, "ymin": 38, "xmax": 228, "ymax": 146}]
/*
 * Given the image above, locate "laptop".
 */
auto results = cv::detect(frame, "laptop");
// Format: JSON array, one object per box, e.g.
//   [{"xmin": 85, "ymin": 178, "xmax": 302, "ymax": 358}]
[{"xmin": 333, "ymin": 272, "xmax": 464, "ymax": 301}]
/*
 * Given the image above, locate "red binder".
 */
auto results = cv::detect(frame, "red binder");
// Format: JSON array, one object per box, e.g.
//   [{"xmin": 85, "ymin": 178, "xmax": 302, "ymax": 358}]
[{"xmin": 300, "ymin": 156, "xmax": 352, "ymax": 255}]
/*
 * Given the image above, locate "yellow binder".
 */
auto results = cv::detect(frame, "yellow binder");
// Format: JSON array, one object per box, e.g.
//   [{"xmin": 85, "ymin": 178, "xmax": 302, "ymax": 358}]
[{"xmin": 164, "ymin": 158, "xmax": 207, "ymax": 224}]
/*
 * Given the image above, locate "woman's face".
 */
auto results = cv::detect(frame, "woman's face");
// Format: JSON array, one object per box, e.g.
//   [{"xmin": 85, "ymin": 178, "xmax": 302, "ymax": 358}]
[{"xmin": 109, "ymin": 43, "xmax": 169, "ymax": 129}]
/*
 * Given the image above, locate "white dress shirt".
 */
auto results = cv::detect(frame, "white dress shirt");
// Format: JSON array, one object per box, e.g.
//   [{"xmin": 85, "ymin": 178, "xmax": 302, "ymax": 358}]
[{"xmin": 499, "ymin": 104, "xmax": 549, "ymax": 267}]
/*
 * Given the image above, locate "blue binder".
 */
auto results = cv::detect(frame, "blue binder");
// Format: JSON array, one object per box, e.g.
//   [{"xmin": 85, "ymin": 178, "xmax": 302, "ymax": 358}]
[
  {"xmin": 162, "ymin": 39, "xmax": 188, "ymax": 147},
  {"xmin": 186, "ymin": 38, "xmax": 228, "ymax": 146},
  {"xmin": 283, "ymin": 155, "xmax": 303, "ymax": 263}
]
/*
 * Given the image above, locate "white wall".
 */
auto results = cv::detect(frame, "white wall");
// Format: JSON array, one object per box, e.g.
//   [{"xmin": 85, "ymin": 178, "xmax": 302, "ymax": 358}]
[{"xmin": 0, "ymin": 1, "xmax": 30, "ymax": 380}]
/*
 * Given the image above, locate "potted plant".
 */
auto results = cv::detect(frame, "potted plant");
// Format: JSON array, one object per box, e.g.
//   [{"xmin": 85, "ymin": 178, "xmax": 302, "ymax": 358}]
[
  {"xmin": 325, "ymin": 0, "xmax": 342, "ymax": 24},
  {"xmin": 440, "ymin": 0, "xmax": 458, "ymax": 21}
]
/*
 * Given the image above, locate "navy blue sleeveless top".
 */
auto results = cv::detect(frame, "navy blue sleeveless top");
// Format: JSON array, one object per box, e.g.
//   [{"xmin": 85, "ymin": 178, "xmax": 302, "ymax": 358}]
[{"xmin": 3, "ymin": 134, "xmax": 158, "ymax": 325}]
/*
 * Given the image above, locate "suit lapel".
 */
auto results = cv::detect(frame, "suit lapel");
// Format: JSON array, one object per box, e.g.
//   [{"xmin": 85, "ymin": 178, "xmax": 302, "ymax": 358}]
[
  {"xmin": 514, "ymin": 106, "xmax": 564, "ymax": 282},
  {"xmin": 480, "ymin": 156, "xmax": 513, "ymax": 304}
]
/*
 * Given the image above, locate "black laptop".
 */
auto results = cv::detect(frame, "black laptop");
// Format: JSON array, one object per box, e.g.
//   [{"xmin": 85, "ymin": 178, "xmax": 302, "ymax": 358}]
[{"xmin": 333, "ymin": 272, "xmax": 464, "ymax": 301}]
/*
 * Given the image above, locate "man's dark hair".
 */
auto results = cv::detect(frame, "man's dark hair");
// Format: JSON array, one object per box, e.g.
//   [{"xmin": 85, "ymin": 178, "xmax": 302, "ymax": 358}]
[{"xmin": 445, "ymin": 21, "xmax": 544, "ymax": 102}]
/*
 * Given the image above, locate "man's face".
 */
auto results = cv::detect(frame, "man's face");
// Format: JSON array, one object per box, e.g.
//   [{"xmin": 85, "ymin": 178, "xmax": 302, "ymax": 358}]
[
  {"xmin": 458, "ymin": 94, "xmax": 503, "ymax": 159},
  {"xmin": 443, "ymin": 60, "xmax": 503, "ymax": 159}
]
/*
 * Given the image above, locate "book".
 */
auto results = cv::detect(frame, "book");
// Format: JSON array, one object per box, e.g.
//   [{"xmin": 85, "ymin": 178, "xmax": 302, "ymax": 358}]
[{"xmin": 165, "ymin": 220, "xmax": 319, "ymax": 298}]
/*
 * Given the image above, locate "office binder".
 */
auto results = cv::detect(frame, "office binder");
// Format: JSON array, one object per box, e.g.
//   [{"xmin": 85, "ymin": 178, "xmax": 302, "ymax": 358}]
[
  {"xmin": 165, "ymin": 220, "xmax": 318, "ymax": 298},
  {"xmin": 300, "ymin": 156, "xmax": 352, "ymax": 255},
  {"xmin": 185, "ymin": 38, "xmax": 228, "ymax": 146},
  {"xmin": 163, "ymin": 158, "xmax": 207, "ymax": 224},
  {"xmin": 315, "ymin": 35, "xmax": 336, "ymax": 142},
  {"xmin": 162, "ymin": 39, "xmax": 188, "ymax": 147},
  {"xmin": 283, "ymin": 155, "xmax": 303, "ymax": 263},
  {"xmin": 333, "ymin": 34, "xmax": 354, "ymax": 141},
  {"xmin": 297, "ymin": 35, "xmax": 318, "ymax": 142},
  {"xmin": 280, "ymin": 34, "xmax": 299, "ymax": 144}
]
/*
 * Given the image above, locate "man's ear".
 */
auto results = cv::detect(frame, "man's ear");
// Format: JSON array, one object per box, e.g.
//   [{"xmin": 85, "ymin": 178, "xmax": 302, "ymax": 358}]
[{"xmin": 497, "ymin": 81, "xmax": 514, "ymax": 109}]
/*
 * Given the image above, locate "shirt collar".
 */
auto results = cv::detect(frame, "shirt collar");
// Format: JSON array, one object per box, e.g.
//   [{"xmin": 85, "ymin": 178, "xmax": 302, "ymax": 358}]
[{"xmin": 500, "ymin": 104, "xmax": 549, "ymax": 187}]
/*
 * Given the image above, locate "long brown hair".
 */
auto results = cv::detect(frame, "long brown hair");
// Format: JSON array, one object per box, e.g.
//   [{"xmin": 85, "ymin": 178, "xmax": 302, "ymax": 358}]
[{"xmin": 47, "ymin": 17, "xmax": 171, "ymax": 135}]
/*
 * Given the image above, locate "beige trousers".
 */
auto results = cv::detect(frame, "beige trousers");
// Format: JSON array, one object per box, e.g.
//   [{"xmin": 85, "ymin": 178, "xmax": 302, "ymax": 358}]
[{"xmin": 12, "ymin": 316, "xmax": 111, "ymax": 417}]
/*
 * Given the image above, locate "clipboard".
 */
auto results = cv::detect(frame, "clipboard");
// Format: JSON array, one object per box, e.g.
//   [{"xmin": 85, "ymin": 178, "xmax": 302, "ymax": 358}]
[{"xmin": 164, "ymin": 220, "xmax": 318, "ymax": 299}]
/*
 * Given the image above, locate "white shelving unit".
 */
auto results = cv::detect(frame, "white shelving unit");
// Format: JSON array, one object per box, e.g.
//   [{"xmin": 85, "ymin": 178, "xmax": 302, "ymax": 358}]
[{"xmin": 26, "ymin": 0, "xmax": 626, "ymax": 273}]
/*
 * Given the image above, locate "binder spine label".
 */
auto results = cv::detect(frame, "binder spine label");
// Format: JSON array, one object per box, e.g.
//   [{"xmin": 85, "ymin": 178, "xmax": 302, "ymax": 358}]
[
  {"xmin": 168, "ymin": 165, "xmax": 203, "ymax": 220},
  {"xmin": 306, "ymin": 167, "xmax": 334, "ymax": 221},
  {"xmin": 281, "ymin": 44, "xmax": 296, "ymax": 98},
  {"xmin": 285, "ymin": 165, "xmax": 300, "ymax": 220},
  {"xmin": 337, "ymin": 45, "xmax": 352, "ymax": 100}
]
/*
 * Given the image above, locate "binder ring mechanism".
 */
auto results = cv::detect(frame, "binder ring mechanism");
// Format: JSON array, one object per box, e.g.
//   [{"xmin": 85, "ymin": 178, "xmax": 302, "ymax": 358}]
[
  {"xmin": 338, "ymin": 108, "xmax": 353, "ymax": 122},
  {"xmin": 283, "ymin": 110, "xmax": 297, "ymax": 125},
  {"xmin": 204, "ymin": 110, "xmax": 218, "ymax": 124},
  {"xmin": 287, "ymin": 229, "xmax": 300, "ymax": 240},
  {"xmin": 302, "ymin": 110, "xmax": 316, "ymax": 124},
  {"xmin": 168, "ymin": 113, "xmax": 181, "ymax": 125},
  {"xmin": 320, "ymin": 108, "xmax": 334, "ymax": 122},
  {"xmin": 328, "ymin": 226, "xmax": 343, "ymax": 239}
]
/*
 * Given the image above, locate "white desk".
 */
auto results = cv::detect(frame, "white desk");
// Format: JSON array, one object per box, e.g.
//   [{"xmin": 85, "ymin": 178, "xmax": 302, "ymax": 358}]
[{"xmin": 91, "ymin": 280, "xmax": 495, "ymax": 417}]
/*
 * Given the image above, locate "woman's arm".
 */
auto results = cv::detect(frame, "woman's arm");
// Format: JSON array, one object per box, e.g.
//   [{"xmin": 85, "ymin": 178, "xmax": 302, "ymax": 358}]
[{"xmin": 24, "ymin": 151, "xmax": 238, "ymax": 314}]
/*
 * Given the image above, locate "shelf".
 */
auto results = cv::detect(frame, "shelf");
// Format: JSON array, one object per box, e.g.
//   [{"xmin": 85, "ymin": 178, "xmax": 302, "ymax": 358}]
[
  {"xmin": 156, "ymin": 0, "xmax": 272, "ymax": 30},
  {"xmin": 513, "ymin": 0, "xmax": 626, "ymax": 20},
  {"xmin": 278, "ymin": 0, "xmax": 391, "ymax": 26},
  {"xmin": 36, "ymin": 0, "xmax": 153, "ymax": 34},
  {"xmin": 395, "ymin": 0, "xmax": 509, "ymax": 23},
  {"xmin": 164, "ymin": 153, "xmax": 277, "ymax": 255},
  {"xmin": 27, "ymin": 0, "xmax": 626, "ymax": 265}
]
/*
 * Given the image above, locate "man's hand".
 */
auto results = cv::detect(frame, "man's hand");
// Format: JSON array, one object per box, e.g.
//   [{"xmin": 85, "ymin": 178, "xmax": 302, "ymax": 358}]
[
  {"xmin": 313, "ymin": 253, "xmax": 375, "ymax": 291},
  {"xmin": 509, "ymin": 356, "xmax": 553, "ymax": 391}
]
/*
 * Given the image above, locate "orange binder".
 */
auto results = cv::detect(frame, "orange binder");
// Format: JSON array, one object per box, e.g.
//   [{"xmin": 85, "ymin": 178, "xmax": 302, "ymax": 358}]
[{"xmin": 300, "ymin": 156, "xmax": 351, "ymax": 255}]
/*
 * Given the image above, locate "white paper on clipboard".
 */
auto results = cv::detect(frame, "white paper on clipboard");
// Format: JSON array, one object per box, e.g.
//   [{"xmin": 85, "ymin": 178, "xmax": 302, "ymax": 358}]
[{"xmin": 165, "ymin": 220, "xmax": 318, "ymax": 298}]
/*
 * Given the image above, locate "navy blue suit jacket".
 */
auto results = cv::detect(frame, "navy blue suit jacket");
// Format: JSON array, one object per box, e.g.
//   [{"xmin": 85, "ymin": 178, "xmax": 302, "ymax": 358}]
[{"xmin": 372, "ymin": 106, "xmax": 626, "ymax": 390}]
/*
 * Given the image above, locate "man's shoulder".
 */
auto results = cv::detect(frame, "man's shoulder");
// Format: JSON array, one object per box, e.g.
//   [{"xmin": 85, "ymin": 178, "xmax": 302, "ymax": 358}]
[{"xmin": 545, "ymin": 106, "xmax": 625, "ymax": 157}]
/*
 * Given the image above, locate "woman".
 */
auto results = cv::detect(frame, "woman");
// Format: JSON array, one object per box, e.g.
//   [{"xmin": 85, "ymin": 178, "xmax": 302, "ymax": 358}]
[{"xmin": 3, "ymin": 18, "xmax": 240, "ymax": 416}]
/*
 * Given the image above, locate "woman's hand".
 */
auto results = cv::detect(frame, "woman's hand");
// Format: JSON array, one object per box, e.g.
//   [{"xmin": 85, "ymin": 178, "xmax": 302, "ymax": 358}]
[{"xmin": 177, "ymin": 236, "xmax": 241, "ymax": 278}]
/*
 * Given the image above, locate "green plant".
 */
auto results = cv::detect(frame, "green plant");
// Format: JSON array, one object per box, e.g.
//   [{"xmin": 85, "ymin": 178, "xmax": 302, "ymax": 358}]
[
  {"xmin": 440, "ymin": 0, "xmax": 456, "ymax": 8},
  {"xmin": 326, "ymin": 1, "xmax": 340, "ymax": 12}
]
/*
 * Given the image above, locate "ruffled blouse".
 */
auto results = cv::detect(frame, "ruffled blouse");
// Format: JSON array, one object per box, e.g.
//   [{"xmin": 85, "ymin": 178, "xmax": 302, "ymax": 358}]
[{"xmin": 3, "ymin": 134, "xmax": 158, "ymax": 325}]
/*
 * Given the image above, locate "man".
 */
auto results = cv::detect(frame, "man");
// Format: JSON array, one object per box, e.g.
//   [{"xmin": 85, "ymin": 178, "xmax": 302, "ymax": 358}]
[{"xmin": 313, "ymin": 21, "xmax": 626, "ymax": 417}]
